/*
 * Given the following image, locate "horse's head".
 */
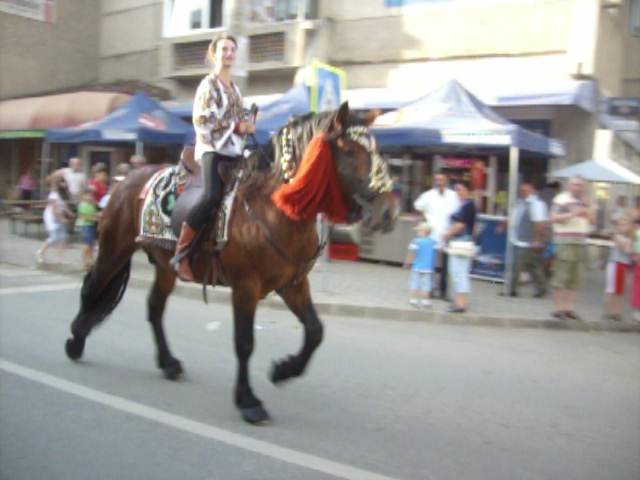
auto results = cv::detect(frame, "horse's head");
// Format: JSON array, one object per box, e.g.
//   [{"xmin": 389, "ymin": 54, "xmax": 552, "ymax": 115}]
[{"xmin": 326, "ymin": 102, "xmax": 397, "ymax": 233}]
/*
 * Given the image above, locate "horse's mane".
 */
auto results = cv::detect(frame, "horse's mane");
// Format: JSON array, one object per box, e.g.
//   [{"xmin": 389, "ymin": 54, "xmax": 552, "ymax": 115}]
[{"xmin": 239, "ymin": 109, "xmax": 369, "ymax": 202}]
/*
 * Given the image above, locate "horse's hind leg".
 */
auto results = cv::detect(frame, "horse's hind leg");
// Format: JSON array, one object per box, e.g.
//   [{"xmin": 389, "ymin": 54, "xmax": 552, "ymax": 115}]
[
  {"xmin": 232, "ymin": 283, "xmax": 270, "ymax": 425},
  {"xmin": 147, "ymin": 265, "xmax": 183, "ymax": 380},
  {"xmin": 270, "ymin": 278, "xmax": 323, "ymax": 384},
  {"xmin": 65, "ymin": 232, "xmax": 136, "ymax": 360}
]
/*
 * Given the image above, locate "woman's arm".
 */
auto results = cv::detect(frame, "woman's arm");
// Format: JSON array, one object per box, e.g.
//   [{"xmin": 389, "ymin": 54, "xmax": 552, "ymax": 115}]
[{"xmin": 443, "ymin": 221, "xmax": 465, "ymax": 242}]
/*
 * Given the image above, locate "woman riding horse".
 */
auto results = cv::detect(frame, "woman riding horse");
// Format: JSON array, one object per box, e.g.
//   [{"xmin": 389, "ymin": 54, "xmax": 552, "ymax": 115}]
[
  {"xmin": 65, "ymin": 104, "xmax": 395, "ymax": 424},
  {"xmin": 170, "ymin": 33, "xmax": 255, "ymax": 281}
]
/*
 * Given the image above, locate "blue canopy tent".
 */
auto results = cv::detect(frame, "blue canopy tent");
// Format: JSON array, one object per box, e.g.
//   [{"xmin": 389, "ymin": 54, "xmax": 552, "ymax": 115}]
[
  {"xmin": 371, "ymin": 79, "xmax": 567, "ymax": 292},
  {"xmin": 46, "ymin": 92, "xmax": 195, "ymax": 153},
  {"xmin": 253, "ymin": 85, "xmax": 311, "ymax": 144},
  {"xmin": 163, "ymin": 85, "xmax": 311, "ymax": 145},
  {"xmin": 371, "ymin": 79, "xmax": 565, "ymax": 157}
]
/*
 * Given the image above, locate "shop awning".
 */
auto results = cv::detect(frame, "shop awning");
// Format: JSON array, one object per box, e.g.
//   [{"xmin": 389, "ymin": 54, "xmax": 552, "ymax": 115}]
[
  {"xmin": 0, "ymin": 130, "xmax": 45, "ymax": 139},
  {"xmin": 0, "ymin": 91, "xmax": 131, "ymax": 131},
  {"xmin": 47, "ymin": 91, "xmax": 194, "ymax": 145},
  {"xmin": 338, "ymin": 80, "xmax": 600, "ymax": 113}
]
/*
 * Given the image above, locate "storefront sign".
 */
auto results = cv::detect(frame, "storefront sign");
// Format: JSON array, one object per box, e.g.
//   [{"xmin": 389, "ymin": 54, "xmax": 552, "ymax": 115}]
[
  {"xmin": 441, "ymin": 157, "xmax": 474, "ymax": 169},
  {"xmin": 0, "ymin": 0, "xmax": 56, "ymax": 23},
  {"xmin": 607, "ymin": 97, "xmax": 640, "ymax": 117},
  {"xmin": 102, "ymin": 130, "xmax": 136, "ymax": 141},
  {"xmin": 470, "ymin": 214, "xmax": 507, "ymax": 282}
]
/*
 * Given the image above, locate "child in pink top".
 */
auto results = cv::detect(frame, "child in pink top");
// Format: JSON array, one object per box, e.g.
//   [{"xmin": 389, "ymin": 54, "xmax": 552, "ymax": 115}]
[{"xmin": 631, "ymin": 223, "xmax": 640, "ymax": 322}]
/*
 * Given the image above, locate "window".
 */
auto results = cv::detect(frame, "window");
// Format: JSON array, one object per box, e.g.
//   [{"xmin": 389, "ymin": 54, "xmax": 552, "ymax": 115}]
[
  {"xmin": 164, "ymin": 0, "xmax": 224, "ymax": 37},
  {"xmin": 190, "ymin": 9, "xmax": 202, "ymax": 29},
  {"xmin": 247, "ymin": 0, "xmax": 317, "ymax": 24},
  {"xmin": 631, "ymin": 0, "xmax": 640, "ymax": 38}
]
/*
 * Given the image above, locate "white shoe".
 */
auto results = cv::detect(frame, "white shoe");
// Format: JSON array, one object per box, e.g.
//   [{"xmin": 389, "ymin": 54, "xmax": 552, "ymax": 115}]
[
  {"xmin": 420, "ymin": 299, "xmax": 432, "ymax": 308},
  {"xmin": 409, "ymin": 299, "xmax": 419, "ymax": 307},
  {"xmin": 35, "ymin": 251, "xmax": 44, "ymax": 264}
]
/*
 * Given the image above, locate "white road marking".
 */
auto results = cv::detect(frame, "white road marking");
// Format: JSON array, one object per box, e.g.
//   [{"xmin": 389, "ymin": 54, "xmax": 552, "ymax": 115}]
[
  {"xmin": 0, "ymin": 283, "xmax": 79, "ymax": 295},
  {"xmin": 0, "ymin": 268, "xmax": 48, "ymax": 278},
  {"xmin": 0, "ymin": 359, "xmax": 405, "ymax": 480}
]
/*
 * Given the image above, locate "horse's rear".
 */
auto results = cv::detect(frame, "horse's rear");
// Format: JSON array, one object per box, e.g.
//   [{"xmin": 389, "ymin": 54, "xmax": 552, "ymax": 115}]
[{"xmin": 64, "ymin": 165, "xmax": 185, "ymax": 378}]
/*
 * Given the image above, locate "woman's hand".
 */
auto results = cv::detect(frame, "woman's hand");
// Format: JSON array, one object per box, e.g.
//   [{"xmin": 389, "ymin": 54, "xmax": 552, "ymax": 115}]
[{"xmin": 236, "ymin": 121, "xmax": 256, "ymax": 135}]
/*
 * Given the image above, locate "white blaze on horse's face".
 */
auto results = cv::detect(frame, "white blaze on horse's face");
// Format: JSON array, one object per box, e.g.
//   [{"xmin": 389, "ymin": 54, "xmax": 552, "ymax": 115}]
[{"xmin": 345, "ymin": 126, "xmax": 393, "ymax": 195}]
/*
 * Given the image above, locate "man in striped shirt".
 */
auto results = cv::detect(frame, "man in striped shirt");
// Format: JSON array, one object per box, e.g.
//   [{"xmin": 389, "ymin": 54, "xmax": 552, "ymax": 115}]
[{"xmin": 549, "ymin": 176, "xmax": 595, "ymax": 320}]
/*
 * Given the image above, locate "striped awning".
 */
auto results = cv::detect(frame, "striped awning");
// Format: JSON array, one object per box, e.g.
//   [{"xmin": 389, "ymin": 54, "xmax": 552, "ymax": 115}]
[{"xmin": 0, "ymin": 91, "xmax": 130, "ymax": 131}]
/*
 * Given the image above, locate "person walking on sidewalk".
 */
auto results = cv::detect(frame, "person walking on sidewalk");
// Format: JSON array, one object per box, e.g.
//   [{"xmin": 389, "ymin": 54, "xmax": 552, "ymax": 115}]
[
  {"xmin": 36, "ymin": 174, "xmax": 72, "ymax": 263},
  {"xmin": 170, "ymin": 33, "xmax": 255, "ymax": 281},
  {"xmin": 404, "ymin": 222, "xmax": 436, "ymax": 308},
  {"xmin": 61, "ymin": 157, "xmax": 86, "ymax": 205},
  {"xmin": 549, "ymin": 176, "xmax": 594, "ymax": 320},
  {"xmin": 76, "ymin": 188, "xmax": 99, "ymax": 270},
  {"xmin": 506, "ymin": 181, "xmax": 548, "ymax": 298},
  {"xmin": 413, "ymin": 172, "xmax": 459, "ymax": 300},
  {"xmin": 603, "ymin": 215, "xmax": 634, "ymax": 321},
  {"xmin": 442, "ymin": 181, "xmax": 477, "ymax": 313}
]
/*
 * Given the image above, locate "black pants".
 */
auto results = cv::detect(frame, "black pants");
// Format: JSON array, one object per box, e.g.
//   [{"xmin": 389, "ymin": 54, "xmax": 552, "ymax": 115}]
[
  {"xmin": 439, "ymin": 250, "xmax": 449, "ymax": 297},
  {"xmin": 186, "ymin": 151, "xmax": 236, "ymax": 230}
]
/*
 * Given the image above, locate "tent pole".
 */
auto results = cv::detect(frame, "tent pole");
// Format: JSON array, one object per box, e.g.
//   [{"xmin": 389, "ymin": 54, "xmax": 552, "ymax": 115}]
[
  {"xmin": 135, "ymin": 141, "xmax": 144, "ymax": 157},
  {"xmin": 488, "ymin": 155, "xmax": 497, "ymax": 214},
  {"xmin": 40, "ymin": 141, "xmax": 50, "ymax": 198},
  {"xmin": 504, "ymin": 147, "xmax": 519, "ymax": 294}
]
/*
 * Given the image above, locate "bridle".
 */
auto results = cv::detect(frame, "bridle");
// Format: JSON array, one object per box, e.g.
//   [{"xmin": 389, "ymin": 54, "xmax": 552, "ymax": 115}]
[{"xmin": 334, "ymin": 125, "xmax": 392, "ymax": 221}]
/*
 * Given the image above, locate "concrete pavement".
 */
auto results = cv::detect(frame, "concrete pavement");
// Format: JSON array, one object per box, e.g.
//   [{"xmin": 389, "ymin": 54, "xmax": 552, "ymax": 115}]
[
  {"xmin": 1, "ymin": 218, "xmax": 638, "ymax": 332},
  {"xmin": 2, "ymin": 281, "xmax": 639, "ymax": 480}
]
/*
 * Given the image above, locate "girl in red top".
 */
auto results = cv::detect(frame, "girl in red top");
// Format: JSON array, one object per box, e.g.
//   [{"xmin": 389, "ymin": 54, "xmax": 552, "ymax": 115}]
[{"xmin": 89, "ymin": 163, "xmax": 109, "ymax": 204}]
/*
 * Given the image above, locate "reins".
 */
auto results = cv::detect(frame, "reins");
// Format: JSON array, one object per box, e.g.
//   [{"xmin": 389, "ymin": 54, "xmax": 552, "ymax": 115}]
[{"xmin": 243, "ymin": 198, "xmax": 327, "ymax": 286}]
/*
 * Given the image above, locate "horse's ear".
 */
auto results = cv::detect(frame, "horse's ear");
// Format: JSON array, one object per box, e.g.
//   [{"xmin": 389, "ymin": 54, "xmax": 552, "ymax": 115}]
[
  {"xmin": 332, "ymin": 102, "xmax": 350, "ymax": 132},
  {"xmin": 361, "ymin": 108, "xmax": 381, "ymax": 127}
]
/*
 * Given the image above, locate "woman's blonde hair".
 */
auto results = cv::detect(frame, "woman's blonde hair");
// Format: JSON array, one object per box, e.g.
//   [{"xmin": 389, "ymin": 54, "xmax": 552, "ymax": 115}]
[{"xmin": 205, "ymin": 33, "xmax": 238, "ymax": 66}]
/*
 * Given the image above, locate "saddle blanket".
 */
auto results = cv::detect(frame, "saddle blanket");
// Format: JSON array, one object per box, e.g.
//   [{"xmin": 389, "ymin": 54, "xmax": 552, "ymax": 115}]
[{"xmin": 137, "ymin": 165, "xmax": 239, "ymax": 251}]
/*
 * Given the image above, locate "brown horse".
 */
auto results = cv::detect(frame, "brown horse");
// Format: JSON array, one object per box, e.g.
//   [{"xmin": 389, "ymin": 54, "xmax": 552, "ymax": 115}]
[{"xmin": 64, "ymin": 102, "xmax": 396, "ymax": 424}]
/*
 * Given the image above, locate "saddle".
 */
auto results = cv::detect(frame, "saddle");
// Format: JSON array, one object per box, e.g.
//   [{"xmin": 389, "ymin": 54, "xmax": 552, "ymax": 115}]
[
  {"xmin": 169, "ymin": 146, "xmax": 239, "ymax": 238},
  {"xmin": 137, "ymin": 146, "xmax": 242, "ymax": 286}
]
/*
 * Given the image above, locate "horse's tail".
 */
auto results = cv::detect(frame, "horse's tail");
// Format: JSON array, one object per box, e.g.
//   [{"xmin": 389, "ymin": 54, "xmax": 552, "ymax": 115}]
[{"xmin": 79, "ymin": 260, "xmax": 131, "ymax": 323}]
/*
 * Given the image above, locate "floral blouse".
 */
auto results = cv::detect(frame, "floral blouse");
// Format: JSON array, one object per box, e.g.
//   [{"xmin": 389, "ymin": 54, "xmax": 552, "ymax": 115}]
[{"xmin": 192, "ymin": 73, "xmax": 247, "ymax": 161}]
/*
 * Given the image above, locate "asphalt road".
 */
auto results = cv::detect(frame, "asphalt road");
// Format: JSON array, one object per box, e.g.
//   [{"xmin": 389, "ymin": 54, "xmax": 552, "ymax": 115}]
[{"xmin": 1, "ymin": 264, "xmax": 639, "ymax": 480}]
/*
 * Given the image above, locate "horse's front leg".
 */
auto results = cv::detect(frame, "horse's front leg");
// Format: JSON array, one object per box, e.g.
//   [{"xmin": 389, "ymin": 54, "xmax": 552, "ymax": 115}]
[
  {"xmin": 232, "ymin": 284, "xmax": 270, "ymax": 425},
  {"xmin": 271, "ymin": 277, "xmax": 324, "ymax": 384}
]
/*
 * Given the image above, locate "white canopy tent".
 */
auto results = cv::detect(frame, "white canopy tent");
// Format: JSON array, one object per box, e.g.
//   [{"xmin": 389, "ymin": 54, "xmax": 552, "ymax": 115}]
[{"xmin": 549, "ymin": 159, "xmax": 640, "ymax": 185}]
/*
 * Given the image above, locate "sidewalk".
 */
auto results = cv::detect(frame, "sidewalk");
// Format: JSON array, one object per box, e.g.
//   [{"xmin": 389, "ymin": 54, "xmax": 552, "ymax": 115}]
[{"xmin": 1, "ymin": 219, "xmax": 638, "ymax": 333}]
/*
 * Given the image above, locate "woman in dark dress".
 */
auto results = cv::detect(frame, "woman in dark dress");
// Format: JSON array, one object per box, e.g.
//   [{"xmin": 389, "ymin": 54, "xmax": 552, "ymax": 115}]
[{"xmin": 442, "ymin": 181, "xmax": 477, "ymax": 313}]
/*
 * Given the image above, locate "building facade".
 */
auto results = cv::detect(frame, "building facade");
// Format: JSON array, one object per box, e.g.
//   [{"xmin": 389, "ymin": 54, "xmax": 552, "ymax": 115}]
[{"xmin": 1, "ymin": 0, "xmax": 638, "ymax": 201}]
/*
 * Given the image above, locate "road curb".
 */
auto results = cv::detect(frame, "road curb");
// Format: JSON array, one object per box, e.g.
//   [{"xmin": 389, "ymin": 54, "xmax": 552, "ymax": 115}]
[{"xmin": 6, "ymin": 261, "xmax": 640, "ymax": 333}]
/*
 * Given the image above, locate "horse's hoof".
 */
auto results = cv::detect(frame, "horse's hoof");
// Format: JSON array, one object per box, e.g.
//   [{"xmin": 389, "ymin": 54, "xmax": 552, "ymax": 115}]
[
  {"xmin": 65, "ymin": 337, "xmax": 85, "ymax": 360},
  {"xmin": 270, "ymin": 361, "xmax": 286, "ymax": 384},
  {"xmin": 162, "ymin": 360, "xmax": 184, "ymax": 381},
  {"xmin": 240, "ymin": 405, "xmax": 271, "ymax": 425},
  {"xmin": 269, "ymin": 356, "xmax": 300, "ymax": 385}
]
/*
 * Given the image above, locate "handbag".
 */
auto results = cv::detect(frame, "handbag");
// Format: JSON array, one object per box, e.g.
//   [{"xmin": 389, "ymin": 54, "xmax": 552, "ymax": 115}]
[{"xmin": 446, "ymin": 240, "xmax": 477, "ymax": 258}]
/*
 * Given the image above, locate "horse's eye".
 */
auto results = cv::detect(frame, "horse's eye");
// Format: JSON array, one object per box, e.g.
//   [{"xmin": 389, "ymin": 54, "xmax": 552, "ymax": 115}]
[{"xmin": 341, "ymin": 140, "xmax": 354, "ymax": 154}]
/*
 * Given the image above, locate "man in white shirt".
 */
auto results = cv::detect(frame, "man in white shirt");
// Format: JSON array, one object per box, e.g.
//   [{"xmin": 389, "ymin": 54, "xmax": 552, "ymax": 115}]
[
  {"xmin": 507, "ymin": 181, "xmax": 548, "ymax": 298},
  {"xmin": 61, "ymin": 157, "xmax": 86, "ymax": 204},
  {"xmin": 413, "ymin": 172, "xmax": 460, "ymax": 299}
]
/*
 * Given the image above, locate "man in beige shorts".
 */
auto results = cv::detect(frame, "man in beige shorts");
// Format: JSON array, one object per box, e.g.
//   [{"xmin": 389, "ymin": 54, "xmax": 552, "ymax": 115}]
[{"xmin": 549, "ymin": 176, "xmax": 594, "ymax": 320}]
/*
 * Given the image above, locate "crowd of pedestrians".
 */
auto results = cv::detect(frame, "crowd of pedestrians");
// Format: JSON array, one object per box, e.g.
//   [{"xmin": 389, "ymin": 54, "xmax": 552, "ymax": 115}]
[
  {"xmin": 408, "ymin": 171, "xmax": 640, "ymax": 322},
  {"xmin": 32, "ymin": 155, "xmax": 142, "ymax": 269}
]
